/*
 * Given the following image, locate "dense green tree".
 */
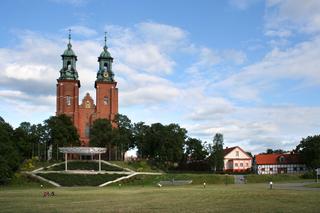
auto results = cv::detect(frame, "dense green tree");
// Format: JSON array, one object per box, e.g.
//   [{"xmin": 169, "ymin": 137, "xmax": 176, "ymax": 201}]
[
  {"xmin": 137, "ymin": 123, "xmax": 187, "ymax": 165},
  {"xmin": 13, "ymin": 122, "xmax": 32, "ymax": 160},
  {"xmin": 89, "ymin": 118, "xmax": 113, "ymax": 160},
  {"xmin": 185, "ymin": 138, "xmax": 208, "ymax": 161},
  {"xmin": 133, "ymin": 122, "xmax": 149, "ymax": 158},
  {"xmin": 44, "ymin": 114, "xmax": 80, "ymax": 160},
  {"xmin": 209, "ymin": 133, "xmax": 224, "ymax": 172},
  {"xmin": 0, "ymin": 117, "xmax": 20, "ymax": 184},
  {"xmin": 112, "ymin": 114, "xmax": 134, "ymax": 160},
  {"xmin": 296, "ymin": 135, "xmax": 320, "ymax": 169}
]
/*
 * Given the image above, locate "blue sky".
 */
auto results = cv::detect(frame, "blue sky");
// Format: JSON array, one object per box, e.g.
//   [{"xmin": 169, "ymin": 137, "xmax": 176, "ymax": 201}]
[{"xmin": 1, "ymin": 0, "xmax": 320, "ymax": 154}]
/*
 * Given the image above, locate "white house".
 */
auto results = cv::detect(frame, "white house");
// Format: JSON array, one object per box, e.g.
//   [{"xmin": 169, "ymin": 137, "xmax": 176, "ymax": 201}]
[{"xmin": 224, "ymin": 146, "xmax": 252, "ymax": 172}]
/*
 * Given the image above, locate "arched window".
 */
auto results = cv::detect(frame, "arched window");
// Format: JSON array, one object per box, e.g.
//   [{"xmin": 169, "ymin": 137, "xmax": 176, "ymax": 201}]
[
  {"xmin": 66, "ymin": 96, "xmax": 71, "ymax": 106},
  {"xmin": 104, "ymin": 63, "xmax": 108, "ymax": 71},
  {"xmin": 85, "ymin": 124, "xmax": 90, "ymax": 137},
  {"xmin": 104, "ymin": 96, "xmax": 109, "ymax": 105},
  {"xmin": 67, "ymin": 61, "xmax": 71, "ymax": 70}
]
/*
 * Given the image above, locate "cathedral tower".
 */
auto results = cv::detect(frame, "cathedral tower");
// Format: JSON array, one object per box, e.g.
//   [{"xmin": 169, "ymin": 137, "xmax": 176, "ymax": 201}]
[
  {"xmin": 95, "ymin": 33, "xmax": 118, "ymax": 125},
  {"xmin": 56, "ymin": 31, "xmax": 80, "ymax": 129}
]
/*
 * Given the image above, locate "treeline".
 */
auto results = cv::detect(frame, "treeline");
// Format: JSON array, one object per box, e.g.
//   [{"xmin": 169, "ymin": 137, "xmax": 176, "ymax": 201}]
[
  {"xmin": 0, "ymin": 115, "xmax": 79, "ymax": 184},
  {"xmin": 0, "ymin": 114, "xmax": 225, "ymax": 184},
  {"xmin": 89, "ymin": 115, "xmax": 225, "ymax": 170}
]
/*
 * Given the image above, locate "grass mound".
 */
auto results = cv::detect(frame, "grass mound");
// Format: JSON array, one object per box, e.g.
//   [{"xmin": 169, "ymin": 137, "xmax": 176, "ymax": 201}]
[
  {"xmin": 38, "ymin": 173, "xmax": 125, "ymax": 186},
  {"xmin": 45, "ymin": 161, "xmax": 124, "ymax": 171},
  {"xmin": 113, "ymin": 173, "xmax": 234, "ymax": 186}
]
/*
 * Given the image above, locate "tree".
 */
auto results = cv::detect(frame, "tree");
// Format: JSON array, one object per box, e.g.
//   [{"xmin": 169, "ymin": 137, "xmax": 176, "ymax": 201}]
[
  {"xmin": 89, "ymin": 119, "xmax": 113, "ymax": 160},
  {"xmin": 0, "ymin": 117, "xmax": 20, "ymax": 184},
  {"xmin": 265, "ymin": 149, "xmax": 286, "ymax": 154},
  {"xmin": 44, "ymin": 114, "xmax": 80, "ymax": 160},
  {"xmin": 209, "ymin": 133, "xmax": 224, "ymax": 172},
  {"xmin": 13, "ymin": 122, "xmax": 33, "ymax": 160},
  {"xmin": 112, "ymin": 114, "xmax": 134, "ymax": 160},
  {"xmin": 133, "ymin": 122, "xmax": 149, "ymax": 158},
  {"xmin": 185, "ymin": 138, "xmax": 208, "ymax": 161},
  {"xmin": 296, "ymin": 135, "xmax": 320, "ymax": 169},
  {"xmin": 134, "ymin": 123, "xmax": 187, "ymax": 166}
]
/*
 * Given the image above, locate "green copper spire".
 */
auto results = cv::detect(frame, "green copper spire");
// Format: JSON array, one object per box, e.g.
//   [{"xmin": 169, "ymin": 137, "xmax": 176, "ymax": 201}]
[
  {"xmin": 59, "ymin": 29, "xmax": 79, "ymax": 80},
  {"xmin": 96, "ymin": 32, "xmax": 114, "ymax": 83}
]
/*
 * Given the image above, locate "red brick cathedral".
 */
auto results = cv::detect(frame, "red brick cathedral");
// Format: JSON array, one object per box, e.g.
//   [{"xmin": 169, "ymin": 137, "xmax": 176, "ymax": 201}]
[{"xmin": 56, "ymin": 33, "xmax": 118, "ymax": 146}]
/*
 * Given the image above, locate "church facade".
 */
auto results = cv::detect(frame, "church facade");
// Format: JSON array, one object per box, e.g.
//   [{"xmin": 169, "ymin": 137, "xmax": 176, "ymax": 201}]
[{"xmin": 56, "ymin": 34, "xmax": 118, "ymax": 146}]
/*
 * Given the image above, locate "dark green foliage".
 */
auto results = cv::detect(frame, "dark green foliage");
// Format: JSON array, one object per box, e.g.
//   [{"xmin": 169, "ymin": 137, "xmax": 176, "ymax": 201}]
[
  {"xmin": 89, "ymin": 118, "xmax": 114, "ymax": 160},
  {"xmin": 112, "ymin": 114, "xmax": 134, "ymax": 160},
  {"xmin": 209, "ymin": 133, "xmax": 224, "ymax": 172},
  {"xmin": 137, "ymin": 123, "xmax": 187, "ymax": 165},
  {"xmin": 133, "ymin": 122, "xmax": 150, "ymax": 158},
  {"xmin": 0, "ymin": 117, "xmax": 20, "ymax": 184},
  {"xmin": 44, "ymin": 114, "xmax": 80, "ymax": 160},
  {"xmin": 300, "ymin": 170, "xmax": 316, "ymax": 179},
  {"xmin": 47, "ymin": 161, "xmax": 124, "ymax": 171},
  {"xmin": 185, "ymin": 138, "xmax": 208, "ymax": 161},
  {"xmin": 296, "ymin": 135, "xmax": 320, "ymax": 169},
  {"xmin": 38, "ymin": 173, "xmax": 125, "ymax": 186},
  {"xmin": 265, "ymin": 149, "xmax": 287, "ymax": 154},
  {"xmin": 89, "ymin": 119, "xmax": 113, "ymax": 147}
]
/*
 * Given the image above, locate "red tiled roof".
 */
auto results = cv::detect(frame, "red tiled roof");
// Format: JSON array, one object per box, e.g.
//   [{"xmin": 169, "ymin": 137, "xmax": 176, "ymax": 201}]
[{"xmin": 255, "ymin": 153, "xmax": 304, "ymax": 165}]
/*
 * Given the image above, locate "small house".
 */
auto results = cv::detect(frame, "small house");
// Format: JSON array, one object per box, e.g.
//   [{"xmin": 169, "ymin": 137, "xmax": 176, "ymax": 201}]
[{"xmin": 224, "ymin": 146, "xmax": 252, "ymax": 172}]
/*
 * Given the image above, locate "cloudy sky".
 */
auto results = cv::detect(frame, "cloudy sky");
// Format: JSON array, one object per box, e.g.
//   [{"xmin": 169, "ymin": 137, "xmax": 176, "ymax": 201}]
[{"xmin": 1, "ymin": 0, "xmax": 320, "ymax": 154}]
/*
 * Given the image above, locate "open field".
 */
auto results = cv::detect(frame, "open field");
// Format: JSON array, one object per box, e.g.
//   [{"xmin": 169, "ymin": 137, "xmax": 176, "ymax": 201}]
[{"xmin": 1, "ymin": 184, "xmax": 319, "ymax": 213}]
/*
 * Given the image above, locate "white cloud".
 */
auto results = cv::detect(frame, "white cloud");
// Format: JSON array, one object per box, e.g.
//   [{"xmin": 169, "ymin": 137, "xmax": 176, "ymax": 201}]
[
  {"xmin": 185, "ymin": 106, "xmax": 320, "ymax": 153},
  {"xmin": 266, "ymin": 0, "xmax": 320, "ymax": 34},
  {"xmin": 222, "ymin": 49, "xmax": 247, "ymax": 65},
  {"xmin": 212, "ymin": 36, "xmax": 320, "ymax": 101},
  {"xmin": 68, "ymin": 25, "xmax": 97, "ymax": 37}
]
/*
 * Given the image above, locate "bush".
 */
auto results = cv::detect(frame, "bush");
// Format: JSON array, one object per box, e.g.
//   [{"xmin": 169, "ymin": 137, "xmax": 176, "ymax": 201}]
[{"xmin": 301, "ymin": 170, "xmax": 316, "ymax": 179}]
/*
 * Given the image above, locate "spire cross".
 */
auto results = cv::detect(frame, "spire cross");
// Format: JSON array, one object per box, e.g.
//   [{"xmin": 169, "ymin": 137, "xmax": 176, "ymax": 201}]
[
  {"xmin": 104, "ymin": 32, "xmax": 107, "ymax": 48},
  {"xmin": 68, "ymin": 29, "xmax": 71, "ymax": 44}
]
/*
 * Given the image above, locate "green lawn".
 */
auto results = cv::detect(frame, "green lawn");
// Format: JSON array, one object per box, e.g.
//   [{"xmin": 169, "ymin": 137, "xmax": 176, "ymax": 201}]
[
  {"xmin": 114, "ymin": 173, "xmax": 234, "ymax": 186},
  {"xmin": 0, "ymin": 184, "xmax": 319, "ymax": 213},
  {"xmin": 304, "ymin": 182, "xmax": 320, "ymax": 188}
]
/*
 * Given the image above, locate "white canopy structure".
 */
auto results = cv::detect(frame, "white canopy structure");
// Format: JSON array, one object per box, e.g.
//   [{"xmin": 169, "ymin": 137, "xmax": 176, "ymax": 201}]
[{"xmin": 59, "ymin": 147, "xmax": 107, "ymax": 172}]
